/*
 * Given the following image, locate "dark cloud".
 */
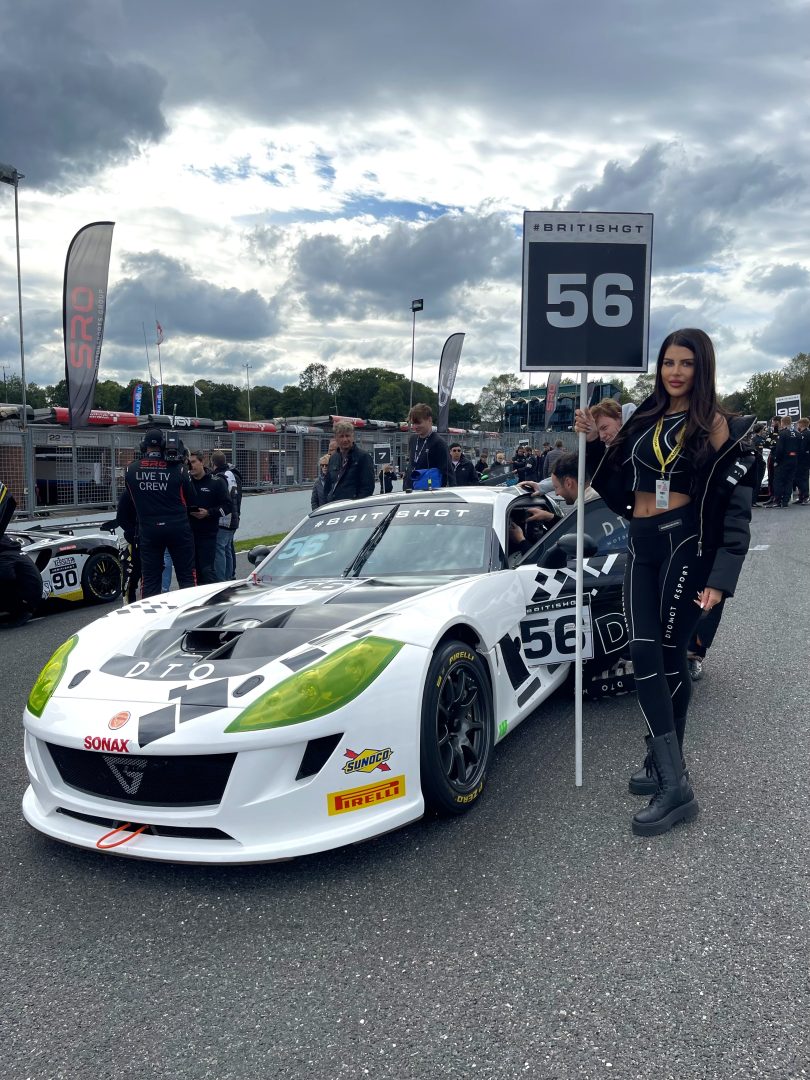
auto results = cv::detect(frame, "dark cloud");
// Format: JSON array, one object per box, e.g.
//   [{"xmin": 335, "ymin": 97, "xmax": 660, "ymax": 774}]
[
  {"xmin": 286, "ymin": 211, "xmax": 517, "ymax": 320},
  {"xmin": 116, "ymin": 1, "xmax": 809, "ymax": 165},
  {"xmin": 754, "ymin": 292, "xmax": 810, "ymax": 358},
  {"xmin": 747, "ymin": 263, "xmax": 810, "ymax": 294},
  {"xmin": 106, "ymin": 252, "xmax": 280, "ymax": 345},
  {"xmin": 563, "ymin": 143, "xmax": 802, "ymax": 273},
  {"xmin": 0, "ymin": 1, "xmax": 167, "ymax": 188}
]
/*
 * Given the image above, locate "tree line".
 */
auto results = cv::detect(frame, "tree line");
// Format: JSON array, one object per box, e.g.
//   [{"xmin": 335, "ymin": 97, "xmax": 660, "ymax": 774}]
[{"xmin": 2, "ymin": 351, "xmax": 807, "ymax": 428}]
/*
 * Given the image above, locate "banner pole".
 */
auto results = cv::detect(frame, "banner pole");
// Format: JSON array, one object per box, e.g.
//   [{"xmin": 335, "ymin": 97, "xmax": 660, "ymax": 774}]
[{"xmin": 575, "ymin": 371, "xmax": 588, "ymax": 787}]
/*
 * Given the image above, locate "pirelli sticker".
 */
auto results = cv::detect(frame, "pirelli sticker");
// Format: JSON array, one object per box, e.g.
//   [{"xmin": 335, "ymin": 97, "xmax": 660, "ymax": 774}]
[{"xmin": 327, "ymin": 775, "xmax": 405, "ymax": 816}]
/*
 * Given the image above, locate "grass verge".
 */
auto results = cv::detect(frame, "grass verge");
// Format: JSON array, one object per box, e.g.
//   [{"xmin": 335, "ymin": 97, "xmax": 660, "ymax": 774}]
[{"xmin": 234, "ymin": 532, "xmax": 287, "ymax": 552}]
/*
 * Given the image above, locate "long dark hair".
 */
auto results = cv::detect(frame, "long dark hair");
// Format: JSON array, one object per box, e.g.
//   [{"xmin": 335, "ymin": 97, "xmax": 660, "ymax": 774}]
[{"xmin": 612, "ymin": 328, "xmax": 731, "ymax": 466}]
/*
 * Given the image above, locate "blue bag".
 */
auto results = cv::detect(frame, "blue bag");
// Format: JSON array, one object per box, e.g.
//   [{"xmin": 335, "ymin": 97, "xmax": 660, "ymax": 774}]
[{"xmin": 411, "ymin": 468, "xmax": 443, "ymax": 490}]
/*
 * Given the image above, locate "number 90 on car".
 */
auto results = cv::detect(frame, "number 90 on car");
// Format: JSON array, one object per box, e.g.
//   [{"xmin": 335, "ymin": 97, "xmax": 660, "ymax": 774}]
[{"xmin": 519, "ymin": 596, "xmax": 594, "ymax": 666}]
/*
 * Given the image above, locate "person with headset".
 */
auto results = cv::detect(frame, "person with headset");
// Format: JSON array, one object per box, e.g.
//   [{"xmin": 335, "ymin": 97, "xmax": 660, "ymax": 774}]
[{"xmin": 119, "ymin": 428, "xmax": 197, "ymax": 598}]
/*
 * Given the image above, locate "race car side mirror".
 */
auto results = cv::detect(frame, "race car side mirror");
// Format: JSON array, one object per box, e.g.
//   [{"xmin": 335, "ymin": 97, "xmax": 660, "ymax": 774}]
[
  {"xmin": 247, "ymin": 544, "xmax": 274, "ymax": 565},
  {"xmin": 539, "ymin": 534, "xmax": 599, "ymax": 566},
  {"xmin": 555, "ymin": 533, "xmax": 599, "ymax": 559}
]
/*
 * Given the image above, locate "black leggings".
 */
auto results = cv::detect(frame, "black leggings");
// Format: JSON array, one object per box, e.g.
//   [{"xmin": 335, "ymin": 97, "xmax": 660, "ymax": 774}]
[{"xmin": 624, "ymin": 506, "xmax": 707, "ymax": 737}]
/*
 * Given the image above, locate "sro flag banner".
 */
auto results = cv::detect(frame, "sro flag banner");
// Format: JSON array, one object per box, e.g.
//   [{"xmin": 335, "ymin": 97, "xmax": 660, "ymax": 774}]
[
  {"xmin": 521, "ymin": 211, "xmax": 653, "ymax": 373},
  {"xmin": 544, "ymin": 371, "xmax": 561, "ymax": 426},
  {"xmin": 63, "ymin": 222, "xmax": 115, "ymax": 429},
  {"xmin": 775, "ymin": 394, "xmax": 801, "ymax": 420}
]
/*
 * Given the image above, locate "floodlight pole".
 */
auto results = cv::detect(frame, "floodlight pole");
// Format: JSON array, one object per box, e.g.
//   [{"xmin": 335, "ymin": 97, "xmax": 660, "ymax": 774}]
[
  {"xmin": 409, "ymin": 299, "xmax": 423, "ymax": 415},
  {"xmin": 1, "ymin": 162, "xmax": 35, "ymax": 514},
  {"xmin": 243, "ymin": 362, "xmax": 252, "ymax": 421},
  {"xmin": 0, "ymin": 165, "xmax": 27, "ymax": 424}
]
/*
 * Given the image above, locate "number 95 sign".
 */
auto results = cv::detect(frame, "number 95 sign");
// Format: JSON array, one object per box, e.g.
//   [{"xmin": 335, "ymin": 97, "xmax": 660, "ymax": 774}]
[{"xmin": 521, "ymin": 211, "xmax": 653, "ymax": 373}]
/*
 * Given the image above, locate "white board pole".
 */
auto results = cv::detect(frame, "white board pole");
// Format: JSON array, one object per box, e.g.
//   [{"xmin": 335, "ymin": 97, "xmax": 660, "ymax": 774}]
[{"xmin": 575, "ymin": 372, "xmax": 588, "ymax": 787}]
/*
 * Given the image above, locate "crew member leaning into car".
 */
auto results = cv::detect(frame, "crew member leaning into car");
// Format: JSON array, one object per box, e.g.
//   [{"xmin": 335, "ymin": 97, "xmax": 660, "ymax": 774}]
[
  {"xmin": 575, "ymin": 328, "xmax": 755, "ymax": 838},
  {"xmin": 120, "ymin": 428, "xmax": 198, "ymax": 598},
  {"xmin": 324, "ymin": 421, "xmax": 375, "ymax": 502}
]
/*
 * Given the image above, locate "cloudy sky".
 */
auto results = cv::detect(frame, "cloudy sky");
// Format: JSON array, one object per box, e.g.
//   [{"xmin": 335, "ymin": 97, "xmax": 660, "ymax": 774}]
[{"xmin": 1, "ymin": 0, "xmax": 809, "ymax": 406}]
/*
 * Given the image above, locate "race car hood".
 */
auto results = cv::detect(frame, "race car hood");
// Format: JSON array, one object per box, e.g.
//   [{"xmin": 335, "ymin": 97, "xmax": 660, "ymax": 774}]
[{"xmin": 43, "ymin": 576, "xmax": 443, "ymax": 710}]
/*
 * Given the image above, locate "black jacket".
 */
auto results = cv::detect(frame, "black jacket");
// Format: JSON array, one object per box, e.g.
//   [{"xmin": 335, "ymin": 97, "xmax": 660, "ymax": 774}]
[
  {"xmin": 325, "ymin": 445, "xmax": 375, "ymax": 502},
  {"xmin": 311, "ymin": 475, "xmax": 329, "ymax": 510},
  {"xmin": 405, "ymin": 431, "xmax": 449, "ymax": 488},
  {"xmin": 189, "ymin": 470, "xmax": 231, "ymax": 535},
  {"xmin": 588, "ymin": 404, "xmax": 756, "ymax": 597},
  {"xmin": 123, "ymin": 453, "xmax": 196, "ymax": 531},
  {"xmin": 773, "ymin": 427, "xmax": 800, "ymax": 466},
  {"xmin": 447, "ymin": 455, "xmax": 479, "ymax": 486}
]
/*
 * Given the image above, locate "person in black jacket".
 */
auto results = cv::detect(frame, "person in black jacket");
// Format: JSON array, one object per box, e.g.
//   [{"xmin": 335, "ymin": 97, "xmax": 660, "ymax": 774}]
[
  {"xmin": 768, "ymin": 416, "xmax": 800, "ymax": 508},
  {"xmin": 447, "ymin": 443, "xmax": 479, "ymax": 486},
  {"xmin": 325, "ymin": 422, "xmax": 375, "ymax": 502},
  {"xmin": 188, "ymin": 450, "xmax": 231, "ymax": 583},
  {"xmin": 576, "ymin": 328, "xmax": 755, "ymax": 838},
  {"xmin": 405, "ymin": 403, "xmax": 449, "ymax": 489},
  {"xmin": 793, "ymin": 417, "xmax": 809, "ymax": 504},
  {"xmin": 120, "ymin": 428, "xmax": 197, "ymax": 597}
]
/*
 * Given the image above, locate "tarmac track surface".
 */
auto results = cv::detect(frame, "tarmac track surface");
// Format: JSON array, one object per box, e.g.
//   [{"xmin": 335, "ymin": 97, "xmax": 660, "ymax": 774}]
[{"xmin": 1, "ymin": 515, "xmax": 808, "ymax": 1080}]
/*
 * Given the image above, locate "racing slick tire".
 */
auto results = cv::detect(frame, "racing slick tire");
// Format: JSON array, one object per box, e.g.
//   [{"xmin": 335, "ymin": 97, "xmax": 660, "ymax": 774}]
[
  {"xmin": 81, "ymin": 549, "xmax": 123, "ymax": 604},
  {"xmin": 420, "ymin": 640, "xmax": 494, "ymax": 817}
]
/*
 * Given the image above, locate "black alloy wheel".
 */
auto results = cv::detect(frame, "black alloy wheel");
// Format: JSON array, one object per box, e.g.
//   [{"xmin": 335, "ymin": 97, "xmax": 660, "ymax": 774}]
[
  {"xmin": 420, "ymin": 640, "xmax": 494, "ymax": 815},
  {"xmin": 82, "ymin": 550, "xmax": 123, "ymax": 603}
]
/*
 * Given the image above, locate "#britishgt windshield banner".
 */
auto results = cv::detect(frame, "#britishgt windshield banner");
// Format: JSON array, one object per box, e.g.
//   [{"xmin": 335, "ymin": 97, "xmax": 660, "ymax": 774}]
[
  {"xmin": 63, "ymin": 222, "xmax": 115, "ymax": 429},
  {"xmin": 437, "ymin": 332, "xmax": 464, "ymax": 433}
]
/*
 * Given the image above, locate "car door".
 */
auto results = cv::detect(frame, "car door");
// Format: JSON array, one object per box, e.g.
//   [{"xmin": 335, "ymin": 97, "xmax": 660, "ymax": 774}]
[{"xmin": 510, "ymin": 497, "xmax": 630, "ymax": 673}]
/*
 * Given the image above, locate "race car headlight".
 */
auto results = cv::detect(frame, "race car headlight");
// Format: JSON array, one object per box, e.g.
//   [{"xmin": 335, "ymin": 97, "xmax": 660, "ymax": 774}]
[
  {"xmin": 225, "ymin": 636, "xmax": 403, "ymax": 733},
  {"xmin": 27, "ymin": 635, "xmax": 78, "ymax": 718}
]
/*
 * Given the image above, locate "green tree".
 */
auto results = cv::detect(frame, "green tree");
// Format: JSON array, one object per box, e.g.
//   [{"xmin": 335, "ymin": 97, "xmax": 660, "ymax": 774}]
[
  {"xmin": 628, "ymin": 373, "xmax": 655, "ymax": 404},
  {"xmin": 45, "ymin": 379, "xmax": 69, "ymax": 407},
  {"xmin": 250, "ymin": 385, "xmax": 282, "ymax": 420},
  {"xmin": 93, "ymin": 379, "xmax": 125, "ymax": 410},
  {"xmin": 477, "ymin": 374, "xmax": 522, "ymax": 430},
  {"xmin": 368, "ymin": 381, "xmax": 407, "ymax": 421},
  {"xmin": 299, "ymin": 362, "xmax": 332, "ymax": 416}
]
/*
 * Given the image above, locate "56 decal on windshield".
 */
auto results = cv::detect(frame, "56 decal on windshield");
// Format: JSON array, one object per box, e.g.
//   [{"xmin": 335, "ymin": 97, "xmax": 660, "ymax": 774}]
[{"xmin": 520, "ymin": 596, "xmax": 594, "ymax": 666}]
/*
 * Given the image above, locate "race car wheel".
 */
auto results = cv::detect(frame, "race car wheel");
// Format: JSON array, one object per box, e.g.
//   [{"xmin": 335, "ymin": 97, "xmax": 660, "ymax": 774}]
[
  {"xmin": 81, "ymin": 550, "xmax": 122, "ymax": 603},
  {"xmin": 420, "ymin": 640, "xmax": 494, "ymax": 816}
]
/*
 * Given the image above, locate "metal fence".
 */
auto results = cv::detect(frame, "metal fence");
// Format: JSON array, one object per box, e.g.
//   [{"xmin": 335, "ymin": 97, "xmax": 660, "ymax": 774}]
[{"xmin": 0, "ymin": 423, "xmax": 577, "ymax": 517}]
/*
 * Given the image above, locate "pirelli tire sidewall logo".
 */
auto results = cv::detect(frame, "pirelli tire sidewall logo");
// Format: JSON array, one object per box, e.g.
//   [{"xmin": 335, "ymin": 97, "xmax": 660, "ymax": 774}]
[
  {"xmin": 436, "ymin": 648, "xmax": 476, "ymax": 689},
  {"xmin": 327, "ymin": 775, "xmax": 406, "ymax": 816}
]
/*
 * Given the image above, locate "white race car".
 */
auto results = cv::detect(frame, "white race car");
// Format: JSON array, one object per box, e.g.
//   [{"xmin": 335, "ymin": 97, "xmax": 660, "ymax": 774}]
[{"xmin": 22, "ymin": 487, "xmax": 631, "ymax": 863}]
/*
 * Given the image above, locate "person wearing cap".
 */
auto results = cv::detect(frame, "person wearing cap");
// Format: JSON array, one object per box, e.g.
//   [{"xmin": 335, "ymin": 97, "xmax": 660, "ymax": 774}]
[{"xmin": 119, "ymin": 428, "xmax": 197, "ymax": 597}]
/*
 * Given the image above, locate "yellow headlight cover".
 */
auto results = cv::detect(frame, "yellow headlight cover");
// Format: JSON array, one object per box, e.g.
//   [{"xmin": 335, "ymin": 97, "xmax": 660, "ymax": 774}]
[
  {"xmin": 226, "ymin": 636, "xmax": 403, "ymax": 733},
  {"xmin": 27, "ymin": 635, "xmax": 78, "ymax": 718}
]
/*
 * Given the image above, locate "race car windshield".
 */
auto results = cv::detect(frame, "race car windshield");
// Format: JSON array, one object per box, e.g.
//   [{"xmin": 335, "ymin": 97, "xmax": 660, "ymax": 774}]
[{"xmin": 263, "ymin": 501, "xmax": 494, "ymax": 579}]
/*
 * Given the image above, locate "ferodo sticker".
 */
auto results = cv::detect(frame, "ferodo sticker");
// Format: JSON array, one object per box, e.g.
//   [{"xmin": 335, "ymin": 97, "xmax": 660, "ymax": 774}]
[
  {"xmin": 83, "ymin": 736, "xmax": 131, "ymax": 753},
  {"xmin": 342, "ymin": 747, "xmax": 393, "ymax": 774},
  {"xmin": 327, "ymin": 775, "xmax": 405, "ymax": 815}
]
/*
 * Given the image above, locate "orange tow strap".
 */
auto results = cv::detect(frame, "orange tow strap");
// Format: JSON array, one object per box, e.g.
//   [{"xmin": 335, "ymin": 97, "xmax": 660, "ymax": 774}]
[{"xmin": 96, "ymin": 822, "xmax": 149, "ymax": 849}]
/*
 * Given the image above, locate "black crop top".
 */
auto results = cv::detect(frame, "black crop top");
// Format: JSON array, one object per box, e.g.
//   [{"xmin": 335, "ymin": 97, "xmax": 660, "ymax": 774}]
[{"xmin": 624, "ymin": 412, "xmax": 693, "ymax": 496}]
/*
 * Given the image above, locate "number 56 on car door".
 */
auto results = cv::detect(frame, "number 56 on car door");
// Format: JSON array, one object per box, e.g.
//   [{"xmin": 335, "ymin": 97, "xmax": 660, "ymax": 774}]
[{"xmin": 520, "ymin": 596, "xmax": 594, "ymax": 666}]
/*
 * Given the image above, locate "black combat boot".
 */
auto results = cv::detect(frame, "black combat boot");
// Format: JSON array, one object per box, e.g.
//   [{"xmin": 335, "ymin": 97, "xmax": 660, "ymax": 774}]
[
  {"xmin": 628, "ymin": 716, "xmax": 688, "ymax": 796},
  {"xmin": 631, "ymin": 731, "xmax": 699, "ymax": 836}
]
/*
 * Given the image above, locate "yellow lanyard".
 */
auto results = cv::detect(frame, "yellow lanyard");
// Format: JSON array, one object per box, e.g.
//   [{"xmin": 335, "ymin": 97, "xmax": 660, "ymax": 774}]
[{"xmin": 652, "ymin": 416, "xmax": 685, "ymax": 477}]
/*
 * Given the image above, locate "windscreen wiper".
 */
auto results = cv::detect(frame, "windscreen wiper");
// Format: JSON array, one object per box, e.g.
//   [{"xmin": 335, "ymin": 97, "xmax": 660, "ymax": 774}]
[{"xmin": 341, "ymin": 504, "xmax": 400, "ymax": 578}]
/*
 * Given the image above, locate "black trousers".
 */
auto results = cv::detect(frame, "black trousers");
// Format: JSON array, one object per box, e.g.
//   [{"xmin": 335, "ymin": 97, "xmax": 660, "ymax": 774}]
[
  {"xmin": 139, "ymin": 521, "xmax": 196, "ymax": 598},
  {"xmin": 192, "ymin": 528, "xmax": 219, "ymax": 585},
  {"xmin": 624, "ymin": 506, "xmax": 707, "ymax": 738},
  {"xmin": 772, "ymin": 461, "xmax": 797, "ymax": 506},
  {"xmin": 795, "ymin": 463, "xmax": 809, "ymax": 501}
]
